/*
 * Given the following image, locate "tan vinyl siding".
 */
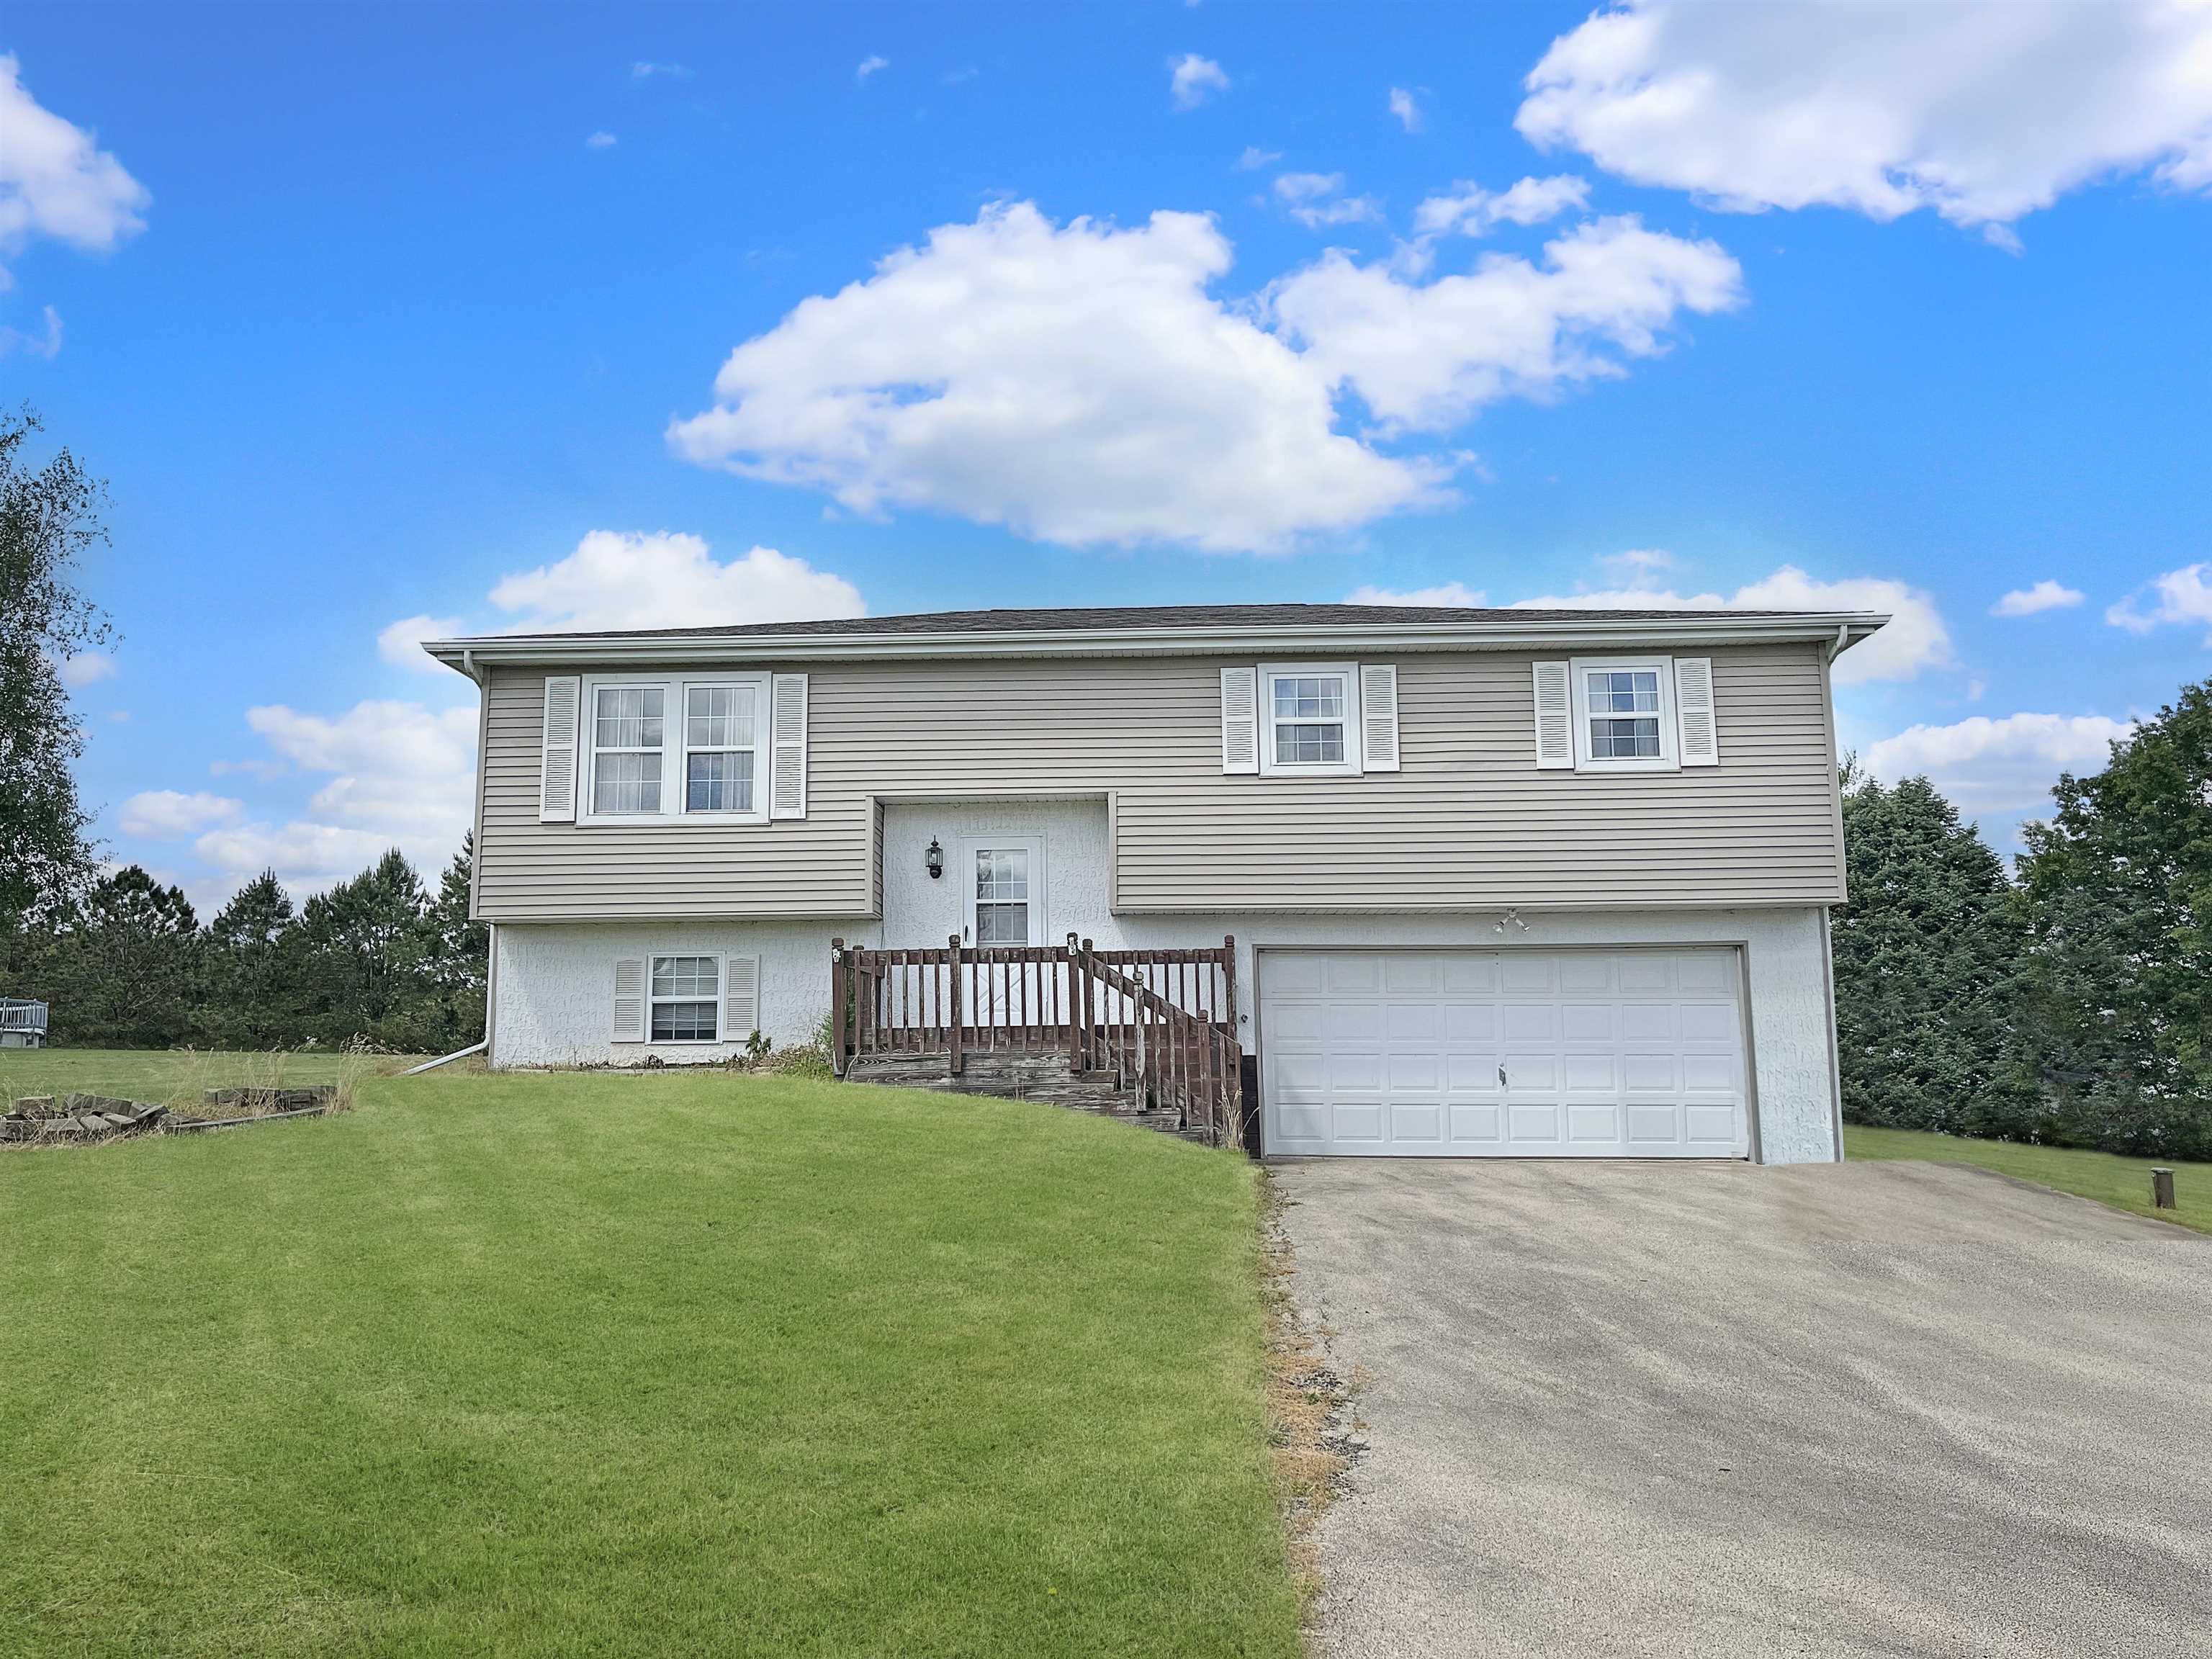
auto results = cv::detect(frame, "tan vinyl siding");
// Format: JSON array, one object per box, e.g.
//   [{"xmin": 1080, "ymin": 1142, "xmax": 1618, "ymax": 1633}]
[{"xmin": 475, "ymin": 644, "xmax": 1843, "ymax": 920}]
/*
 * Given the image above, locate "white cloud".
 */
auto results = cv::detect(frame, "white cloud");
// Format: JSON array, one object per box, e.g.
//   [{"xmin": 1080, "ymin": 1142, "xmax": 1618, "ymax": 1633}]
[
  {"xmin": 1388, "ymin": 88, "xmax": 1424, "ymax": 133},
  {"xmin": 856, "ymin": 55, "xmax": 889, "ymax": 81},
  {"xmin": 2106, "ymin": 563, "xmax": 2212, "ymax": 642},
  {"xmin": 1511, "ymin": 562, "xmax": 1952, "ymax": 685},
  {"xmin": 667, "ymin": 202, "xmax": 1444, "ymax": 554},
  {"xmin": 1865, "ymin": 713, "xmax": 2134, "ymax": 811},
  {"xmin": 190, "ymin": 700, "xmax": 481, "ymax": 894},
  {"xmin": 585, "ymin": 131, "xmax": 617, "ymax": 149},
  {"xmin": 1516, "ymin": 1, "xmax": 2212, "ymax": 236},
  {"xmin": 1269, "ymin": 213, "xmax": 1742, "ymax": 433},
  {"xmin": 56, "ymin": 648, "xmax": 116, "ymax": 687},
  {"xmin": 377, "ymin": 613, "xmax": 465, "ymax": 672},
  {"xmin": 1169, "ymin": 53, "xmax": 1229, "ymax": 109},
  {"xmin": 1236, "ymin": 145, "xmax": 1282, "ymax": 171},
  {"xmin": 0, "ymin": 54, "xmax": 149, "ymax": 286},
  {"xmin": 1992, "ymin": 579, "xmax": 2085, "ymax": 617},
  {"xmin": 1413, "ymin": 175, "xmax": 1591, "ymax": 239},
  {"xmin": 1273, "ymin": 171, "xmax": 1382, "ymax": 228},
  {"xmin": 1596, "ymin": 547, "xmax": 1673, "ymax": 585},
  {"xmin": 489, "ymin": 531, "xmax": 865, "ymax": 632},
  {"xmin": 120, "ymin": 790, "xmax": 242, "ymax": 839},
  {"xmin": 630, "ymin": 60, "xmax": 691, "ymax": 81},
  {"xmin": 0, "ymin": 302, "xmax": 61, "ymax": 358},
  {"xmin": 1346, "ymin": 581, "xmax": 1486, "ymax": 607}
]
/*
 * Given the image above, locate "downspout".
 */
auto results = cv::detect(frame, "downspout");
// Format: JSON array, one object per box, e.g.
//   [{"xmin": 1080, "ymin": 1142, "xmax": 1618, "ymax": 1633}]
[{"xmin": 1827, "ymin": 621, "xmax": 1851, "ymax": 661}]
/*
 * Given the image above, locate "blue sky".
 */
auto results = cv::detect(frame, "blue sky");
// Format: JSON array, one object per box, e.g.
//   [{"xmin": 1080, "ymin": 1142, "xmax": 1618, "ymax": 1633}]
[{"xmin": 5, "ymin": 1, "xmax": 2210, "ymax": 908}]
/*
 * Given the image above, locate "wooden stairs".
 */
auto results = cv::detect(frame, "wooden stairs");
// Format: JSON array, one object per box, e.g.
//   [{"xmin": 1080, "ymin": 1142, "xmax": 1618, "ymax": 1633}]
[{"xmin": 843, "ymin": 1049, "xmax": 1202, "ymax": 1140}]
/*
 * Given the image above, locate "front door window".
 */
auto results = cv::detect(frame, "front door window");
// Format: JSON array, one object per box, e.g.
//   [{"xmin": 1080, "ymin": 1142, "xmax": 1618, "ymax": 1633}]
[{"xmin": 973, "ymin": 847, "xmax": 1031, "ymax": 945}]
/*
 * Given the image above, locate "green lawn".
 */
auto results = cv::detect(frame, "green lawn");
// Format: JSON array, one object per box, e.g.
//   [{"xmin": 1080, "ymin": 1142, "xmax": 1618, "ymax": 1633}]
[
  {"xmin": 0, "ymin": 1056, "xmax": 1300, "ymax": 1658},
  {"xmin": 1846, "ymin": 1125, "xmax": 2212, "ymax": 1236}
]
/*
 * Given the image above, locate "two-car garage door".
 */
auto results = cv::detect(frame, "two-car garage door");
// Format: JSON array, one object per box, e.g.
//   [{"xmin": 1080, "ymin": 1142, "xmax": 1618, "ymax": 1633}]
[{"xmin": 1260, "ymin": 948, "xmax": 1749, "ymax": 1158}]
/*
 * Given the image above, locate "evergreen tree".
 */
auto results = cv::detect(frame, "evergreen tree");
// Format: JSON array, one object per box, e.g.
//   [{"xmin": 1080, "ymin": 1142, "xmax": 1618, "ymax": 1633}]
[
  {"xmin": 2016, "ymin": 680, "xmax": 2212, "ymax": 1158},
  {"xmin": 419, "ymin": 833, "xmax": 488, "ymax": 1047},
  {"xmin": 0, "ymin": 407, "xmax": 113, "ymax": 919},
  {"xmin": 40, "ymin": 866, "xmax": 202, "ymax": 1048},
  {"xmin": 296, "ymin": 848, "xmax": 433, "ymax": 1047},
  {"xmin": 201, "ymin": 869, "xmax": 303, "ymax": 1048},
  {"xmin": 1833, "ymin": 765, "xmax": 2035, "ymax": 1137}
]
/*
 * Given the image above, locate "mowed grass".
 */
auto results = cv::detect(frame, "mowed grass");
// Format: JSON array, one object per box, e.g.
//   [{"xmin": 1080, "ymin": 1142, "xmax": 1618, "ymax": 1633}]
[
  {"xmin": 1847, "ymin": 1125, "xmax": 2212, "ymax": 1236},
  {"xmin": 0, "ymin": 1058, "xmax": 1300, "ymax": 1658}
]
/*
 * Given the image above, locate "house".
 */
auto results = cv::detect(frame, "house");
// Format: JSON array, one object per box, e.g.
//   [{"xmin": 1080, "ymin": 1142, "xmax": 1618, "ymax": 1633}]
[{"xmin": 423, "ymin": 602, "xmax": 1884, "ymax": 1163}]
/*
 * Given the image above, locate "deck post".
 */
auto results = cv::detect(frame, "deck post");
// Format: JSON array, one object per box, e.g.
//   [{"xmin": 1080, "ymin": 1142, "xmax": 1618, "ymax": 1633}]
[
  {"xmin": 947, "ymin": 933, "xmax": 964, "ymax": 1076},
  {"xmin": 830, "ymin": 940, "xmax": 848, "ymax": 1076},
  {"xmin": 1220, "ymin": 936, "xmax": 1240, "ymax": 1146}
]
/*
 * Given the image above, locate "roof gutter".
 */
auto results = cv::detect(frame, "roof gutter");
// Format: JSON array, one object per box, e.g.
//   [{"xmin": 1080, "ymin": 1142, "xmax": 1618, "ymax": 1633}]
[{"xmin": 424, "ymin": 612, "xmax": 1892, "ymax": 673}]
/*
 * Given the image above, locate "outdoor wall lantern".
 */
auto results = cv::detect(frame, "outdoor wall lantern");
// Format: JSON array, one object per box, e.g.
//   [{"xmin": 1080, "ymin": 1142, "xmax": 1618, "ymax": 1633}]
[{"xmin": 925, "ymin": 838, "xmax": 944, "ymax": 880}]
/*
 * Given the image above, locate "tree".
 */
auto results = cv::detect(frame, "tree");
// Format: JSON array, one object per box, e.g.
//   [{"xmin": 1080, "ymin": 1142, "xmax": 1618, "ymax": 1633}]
[
  {"xmin": 38, "ymin": 866, "xmax": 202, "ymax": 1048},
  {"xmin": 419, "ymin": 832, "xmax": 488, "ymax": 1047},
  {"xmin": 200, "ymin": 870, "xmax": 304, "ymax": 1048},
  {"xmin": 0, "ymin": 407, "xmax": 112, "ymax": 920},
  {"xmin": 1832, "ymin": 764, "xmax": 2036, "ymax": 1138},
  {"xmin": 295, "ymin": 848, "xmax": 434, "ymax": 1047},
  {"xmin": 2016, "ymin": 681, "xmax": 2212, "ymax": 1159}
]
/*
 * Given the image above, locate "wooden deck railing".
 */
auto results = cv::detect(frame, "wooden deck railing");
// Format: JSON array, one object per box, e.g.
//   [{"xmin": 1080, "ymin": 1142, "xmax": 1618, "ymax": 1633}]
[{"xmin": 830, "ymin": 935, "xmax": 1244, "ymax": 1147}]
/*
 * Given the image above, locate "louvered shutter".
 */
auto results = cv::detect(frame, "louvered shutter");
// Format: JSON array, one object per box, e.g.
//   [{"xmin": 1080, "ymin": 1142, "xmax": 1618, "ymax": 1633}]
[
  {"xmin": 723, "ymin": 954, "xmax": 761, "ymax": 1040},
  {"xmin": 611, "ymin": 958, "xmax": 646, "ymax": 1043},
  {"xmin": 540, "ymin": 675, "xmax": 581, "ymax": 822},
  {"xmin": 1359, "ymin": 664, "xmax": 1400, "ymax": 773},
  {"xmin": 1532, "ymin": 662, "xmax": 1574, "ymax": 770},
  {"xmin": 1674, "ymin": 657, "xmax": 1719, "ymax": 766},
  {"xmin": 770, "ymin": 673, "xmax": 807, "ymax": 819},
  {"xmin": 1220, "ymin": 667, "xmax": 1259, "ymax": 774}
]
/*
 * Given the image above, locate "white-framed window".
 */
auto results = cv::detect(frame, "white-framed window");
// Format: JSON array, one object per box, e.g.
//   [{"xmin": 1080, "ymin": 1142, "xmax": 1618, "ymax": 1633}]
[
  {"xmin": 958, "ymin": 835, "xmax": 1046, "ymax": 946},
  {"xmin": 1569, "ymin": 657, "xmax": 1679, "ymax": 771},
  {"xmin": 579, "ymin": 673, "xmax": 771, "ymax": 825},
  {"xmin": 649, "ymin": 953, "xmax": 722, "ymax": 1042},
  {"xmin": 1258, "ymin": 662, "xmax": 1362, "ymax": 777}
]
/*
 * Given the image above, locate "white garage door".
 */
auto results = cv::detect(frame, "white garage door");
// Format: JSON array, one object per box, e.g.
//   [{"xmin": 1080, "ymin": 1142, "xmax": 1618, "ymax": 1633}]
[{"xmin": 1261, "ymin": 948, "xmax": 1749, "ymax": 1158}]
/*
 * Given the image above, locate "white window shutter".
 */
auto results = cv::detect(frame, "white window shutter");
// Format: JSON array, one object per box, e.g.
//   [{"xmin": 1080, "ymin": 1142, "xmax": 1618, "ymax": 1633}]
[
  {"xmin": 724, "ymin": 954, "xmax": 761, "ymax": 1040},
  {"xmin": 770, "ymin": 673, "xmax": 808, "ymax": 819},
  {"xmin": 611, "ymin": 958, "xmax": 646, "ymax": 1043},
  {"xmin": 539, "ymin": 675, "xmax": 581, "ymax": 822},
  {"xmin": 1359, "ymin": 664, "xmax": 1400, "ymax": 773},
  {"xmin": 1675, "ymin": 657, "xmax": 1719, "ymax": 766},
  {"xmin": 1220, "ymin": 667, "xmax": 1259, "ymax": 775},
  {"xmin": 1532, "ymin": 661, "xmax": 1574, "ymax": 770}
]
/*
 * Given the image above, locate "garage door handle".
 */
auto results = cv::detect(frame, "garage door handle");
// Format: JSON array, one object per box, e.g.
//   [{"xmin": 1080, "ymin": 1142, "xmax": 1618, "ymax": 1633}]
[{"xmin": 1498, "ymin": 1064, "xmax": 1507, "ymax": 1089}]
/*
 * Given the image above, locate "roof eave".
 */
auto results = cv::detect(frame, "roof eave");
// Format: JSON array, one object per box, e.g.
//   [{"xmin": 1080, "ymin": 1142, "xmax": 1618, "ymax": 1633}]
[{"xmin": 422, "ymin": 612, "xmax": 1891, "ymax": 672}]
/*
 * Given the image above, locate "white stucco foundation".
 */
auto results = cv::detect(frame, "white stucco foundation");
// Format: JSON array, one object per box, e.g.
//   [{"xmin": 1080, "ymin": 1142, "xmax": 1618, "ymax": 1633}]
[{"xmin": 490, "ymin": 797, "xmax": 1843, "ymax": 1163}]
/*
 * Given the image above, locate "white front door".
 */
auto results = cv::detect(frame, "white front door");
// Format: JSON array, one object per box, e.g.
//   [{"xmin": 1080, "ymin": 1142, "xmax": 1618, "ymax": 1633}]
[
  {"xmin": 958, "ymin": 835, "xmax": 1046, "ymax": 947},
  {"xmin": 1261, "ymin": 948, "xmax": 1750, "ymax": 1157}
]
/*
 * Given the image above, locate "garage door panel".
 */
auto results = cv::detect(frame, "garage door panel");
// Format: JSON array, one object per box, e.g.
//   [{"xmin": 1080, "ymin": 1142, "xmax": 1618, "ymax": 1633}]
[
  {"xmin": 1386, "ymin": 1002, "xmax": 1440, "ymax": 1040},
  {"xmin": 1262, "ymin": 947, "xmax": 1749, "ymax": 1159},
  {"xmin": 1563, "ymin": 1053, "xmax": 1618, "ymax": 1092},
  {"xmin": 1447, "ymin": 1101, "xmax": 1504, "ymax": 1143},
  {"xmin": 1442, "ymin": 1004, "xmax": 1497, "ymax": 1041},
  {"xmin": 1501, "ymin": 1004, "xmax": 1557, "ymax": 1042}
]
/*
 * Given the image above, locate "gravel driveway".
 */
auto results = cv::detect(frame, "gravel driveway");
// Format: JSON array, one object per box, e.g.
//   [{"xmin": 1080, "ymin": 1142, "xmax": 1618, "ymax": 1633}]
[{"xmin": 1275, "ymin": 1158, "xmax": 2212, "ymax": 1659}]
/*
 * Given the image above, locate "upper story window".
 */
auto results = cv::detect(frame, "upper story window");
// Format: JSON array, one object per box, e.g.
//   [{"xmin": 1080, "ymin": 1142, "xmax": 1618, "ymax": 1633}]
[
  {"xmin": 1258, "ymin": 663, "xmax": 1362, "ymax": 777},
  {"xmin": 580, "ymin": 673, "xmax": 771, "ymax": 824},
  {"xmin": 1569, "ymin": 657, "xmax": 1679, "ymax": 770}
]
